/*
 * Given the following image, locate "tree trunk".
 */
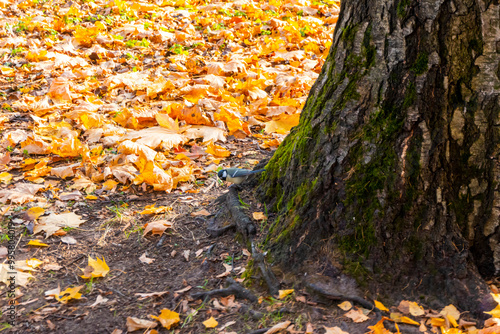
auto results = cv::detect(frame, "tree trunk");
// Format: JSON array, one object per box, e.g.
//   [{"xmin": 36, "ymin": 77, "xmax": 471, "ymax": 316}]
[{"xmin": 259, "ymin": 0, "xmax": 500, "ymax": 313}]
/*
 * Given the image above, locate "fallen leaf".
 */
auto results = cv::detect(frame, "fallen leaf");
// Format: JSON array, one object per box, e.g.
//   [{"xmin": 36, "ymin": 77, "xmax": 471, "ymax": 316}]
[
  {"xmin": 90, "ymin": 295, "xmax": 109, "ymax": 307},
  {"xmin": 26, "ymin": 258, "xmax": 43, "ymax": 269},
  {"xmin": 264, "ymin": 321, "xmax": 291, "ymax": 334},
  {"xmin": 0, "ymin": 264, "xmax": 34, "ymax": 286},
  {"xmin": 338, "ymin": 301, "xmax": 352, "ymax": 311},
  {"xmin": 61, "ymin": 236, "xmax": 77, "ymax": 245},
  {"xmin": 324, "ymin": 326, "xmax": 349, "ymax": 334},
  {"xmin": 143, "ymin": 220, "xmax": 173, "ymax": 236},
  {"xmin": 149, "ymin": 309, "xmax": 180, "ymax": 329},
  {"xmin": 34, "ymin": 212, "xmax": 86, "ymax": 238},
  {"xmin": 55, "ymin": 285, "xmax": 83, "ymax": 304},
  {"xmin": 135, "ymin": 291, "xmax": 169, "ymax": 300},
  {"xmin": 80, "ymin": 256, "xmax": 110, "ymax": 279},
  {"xmin": 252, "ymin": 212, "xmax": 266, "ymax": 220},
  {"xmin": 126, "ymin": 317, "xmax": 158, "ymax": 332},
  {"xmin": 139, "ymin": 253, "xmax": 155, "ymax": 264},
  {"xmin": 374, "ymin": 300, "xmax": 389, "ymax": 312},
  {"xmin": 28, "ymin": 240, "xmax": 49, "ymax": 247},
  {"xmin": 191, "ymin": 209, "xmax": 211, "ymax": 216},
  {"xmin": 400, "ymin": 316, "xmax": 419, "ymax": 326},
  {"xmin": 278, "ymin": 289, "xmax": 294, "ymax": 299},
  {"xmin": 203, "ymin": 316, "xmax": 218, "ymax": 328},
  {"xmin": 344, "ymin": 308, "xmax": 369, "ymax": 323}
]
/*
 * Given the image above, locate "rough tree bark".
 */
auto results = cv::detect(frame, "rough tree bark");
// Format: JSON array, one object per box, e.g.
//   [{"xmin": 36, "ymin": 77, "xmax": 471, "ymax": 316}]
[{"xmin": 258, "ymin": 0, "xmax": 500, "ymax": 313}]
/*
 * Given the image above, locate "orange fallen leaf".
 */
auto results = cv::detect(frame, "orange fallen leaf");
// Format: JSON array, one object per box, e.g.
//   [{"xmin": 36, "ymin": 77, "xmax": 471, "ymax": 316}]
[
  {"xmin": 278, "ymin": 289, "xmax": 294, "ymax": 299},
  {"xmin": 203, "ymin": 317, "xmax": 218, "ymax": 328},
  {"xmin": 149, "ymin": 309, "xmax": 180, "ymax": 329},
  {"xmin": 143, "ymin": 220, "xmax": 173, "ymax": 236}
]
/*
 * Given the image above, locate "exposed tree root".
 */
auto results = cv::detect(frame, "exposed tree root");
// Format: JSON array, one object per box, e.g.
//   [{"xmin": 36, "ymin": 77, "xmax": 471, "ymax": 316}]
[
  {"xmin": 252, "ymin": 242, "xmax": 280, "ymax": 296},
  {"xmin": 209, "ymin": 186, "xmax": 280, "ymax": 296},
  {"xmin": 206, "ymin": 223, "xmax": 236, "ymax": 237},
  {"xmin": 191, "ymin": 277, "xmax": 257, "ymax": 303},
  {"xmin": 305, "ymin": 281, "xmax": 379, "ymax": 313}
]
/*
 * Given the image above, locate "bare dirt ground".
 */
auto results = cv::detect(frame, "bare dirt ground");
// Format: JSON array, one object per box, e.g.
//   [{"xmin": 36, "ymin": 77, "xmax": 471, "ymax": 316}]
[{"xmin": 0, "ymin": 141, "xmax": 386, "ymax": 334}]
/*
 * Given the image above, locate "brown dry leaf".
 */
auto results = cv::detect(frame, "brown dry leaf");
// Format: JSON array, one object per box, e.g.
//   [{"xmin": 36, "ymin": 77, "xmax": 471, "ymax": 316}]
[
  {"xmin": 0, "ymin": 264, "xmax": 34, "ymax": 286},
  {"xmin": 139, "ymin": 253, "xmax": 155, "ymax": 264},
  {"xmin": 34, "ymin": 212, "xmax": 86, "ymax": 237},
  {"xmin": 264, "ymin": 321, "xmax": 291, "ymax": 334},
  {"xmin": 252, "ymin": 212, "xmax": 266, "ymax": 220},
  {"xmin": 216, "ymin": 263, "xmax": 232, "ymax": 278},
  {"xmin": 135, "ymin": 291, "xmax": 169, "ymax": 300},
  {"xmin": 183, "ymin": 126, "xmax": 226, "ymax": 143},
  {"xmin": 479, "ymin": 326, "xmax": 500, "ymax": 334},
  {"xmin": 344, "ymin": 308, "xmax": 370, "ymax": 323},
  {"xmin": 324, "ymin": 326, "xmax": 350, "ymax": 334},
  {"xmin": 0, "ymin": 183, "xmax": 45, "ymax": 204},
  {"xmin": 440, "ymin": 304, "xmax": 460, "ymax": 323},
  {"xmin": 123, "ymin": 127, "xmax": 186, "ymax": 150},
  {"xmin": 90, "ymin": 295, "xmax": 109, "ymax": 308},
  {"xmin": 191, "ymin": 209, "xmax": 211, "ymax": 216},
  {"xmin": 126, "ymin": 317, "xmax": 158, "ymax": 332},
  {"xmin": 143, "ymin": 220, "xmax": 173, "ymax": 236}
]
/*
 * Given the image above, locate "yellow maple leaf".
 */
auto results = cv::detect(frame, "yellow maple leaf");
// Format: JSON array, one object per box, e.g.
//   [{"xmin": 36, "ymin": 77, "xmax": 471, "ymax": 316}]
[
  {"xmin": 278, "ymin": 289, "xmax": 294, "ymax": 299},
  {"xmin": 81, "ymin": 256, "xmax": 110, "ymax": 279},
  {"xmin": 86, "ymin": 195, "xmax": 98, "ymax": 200},
  {"xmin": 206, "ymin": 142, "xmax": 230, "ymax": 158},
  {"xmin": 55, "ymin": 285, "xmax": 83, "ymax": 304},
  {"xmin": 0, "ymin": 172, "xmax": 12, "ymax": 184},
  {"xmin": 150, "ymin": 309, "xmax": 180, "ymax": 329},
  {"xmin": 203, "ymin": 316, "xmax": 218, "ymax": 328},
  {"xmin": 26, "ymin": 207, "xmax": 45, "ymax": 220},
  {"xmin": 486, "ymin": 304, "xmax": 500, "ymax": 318},
  {"xmin": 27, "ymin": 240, "xmax": 49, "ymax": 247}
]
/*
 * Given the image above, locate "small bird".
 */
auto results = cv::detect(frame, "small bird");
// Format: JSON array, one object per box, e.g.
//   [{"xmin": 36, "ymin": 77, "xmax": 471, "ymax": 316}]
[{"xmin": 217, "ymin": 168, "xmax": 265, "ymax": 184}]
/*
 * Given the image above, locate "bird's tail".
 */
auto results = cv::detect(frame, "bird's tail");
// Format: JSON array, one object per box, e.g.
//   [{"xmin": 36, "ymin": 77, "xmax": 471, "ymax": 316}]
[{"xmin": 250, "ymin": 169, "xmax": 266, "ymax": 174}]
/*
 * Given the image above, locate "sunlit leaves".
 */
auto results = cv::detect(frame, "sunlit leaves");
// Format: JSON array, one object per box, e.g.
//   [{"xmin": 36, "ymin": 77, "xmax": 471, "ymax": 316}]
[
  {"xmin": 80, "ymin": 256, "xmax": 110, "ymax": 279},
  {"xmin": 55, "ymin": 285, "xmax": 83, "ymax": 304}
]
